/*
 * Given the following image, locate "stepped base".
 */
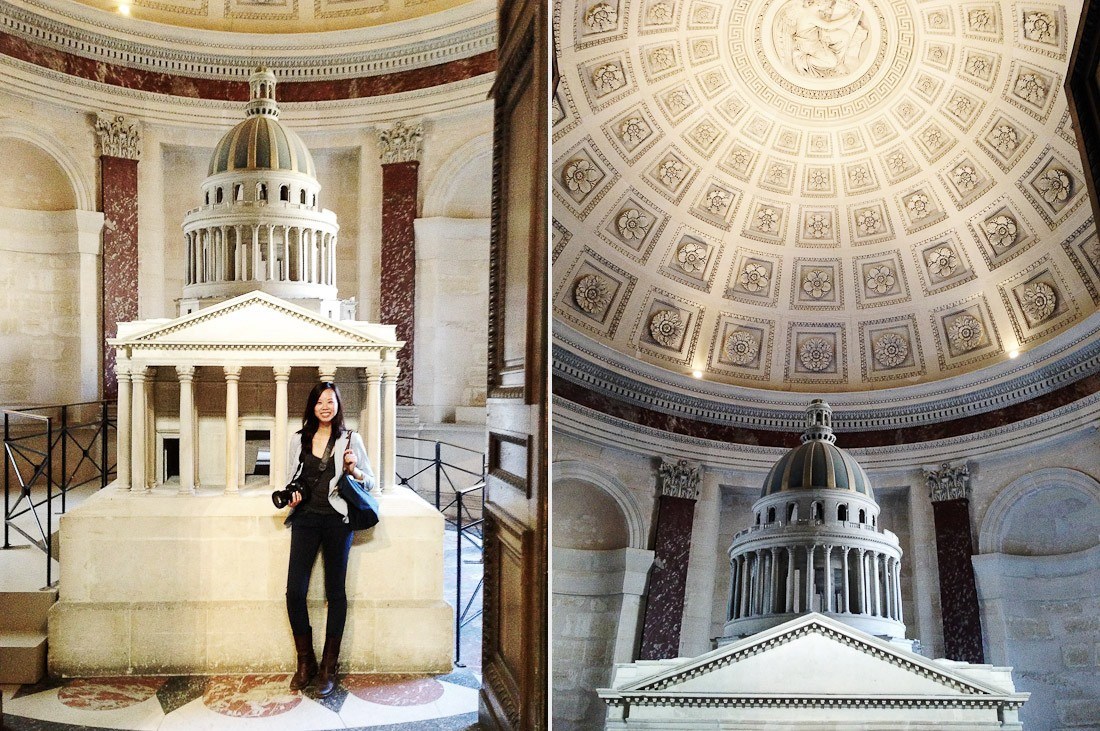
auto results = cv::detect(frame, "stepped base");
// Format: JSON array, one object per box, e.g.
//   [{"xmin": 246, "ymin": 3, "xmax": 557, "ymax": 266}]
[
  {"xmin": 47, "ymin": 484, "xmax": 453, "ymax": 677},
  {"xmin": 0, "ymin": 631, "xmax": 47, "ymax": 684}
]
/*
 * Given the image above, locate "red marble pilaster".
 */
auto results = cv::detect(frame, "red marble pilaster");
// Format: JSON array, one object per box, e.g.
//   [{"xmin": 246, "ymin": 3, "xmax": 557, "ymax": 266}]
[
  {"xmin": 380, "ymin": 160, "xmax": 419, "ymax": 405},
  {"xmin": 931, "ymin": 497, "xmax": 985, "ymax": 664},
  {"xmin": 100, "ymin": 155, "xmax": 139, "ymax": 399},
  {"xmin": 639, "ymin": 494, "xmax": 697, "ymax": 660}
]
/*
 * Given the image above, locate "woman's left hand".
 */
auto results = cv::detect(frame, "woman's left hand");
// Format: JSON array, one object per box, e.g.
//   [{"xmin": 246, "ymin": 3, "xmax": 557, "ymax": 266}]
[{"xmin": 343, "ymin": 448, "xmax": 357, "ymax": 473}]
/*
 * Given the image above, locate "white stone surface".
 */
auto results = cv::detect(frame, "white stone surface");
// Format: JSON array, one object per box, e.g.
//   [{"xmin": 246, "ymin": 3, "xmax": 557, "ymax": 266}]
[
  {"xmin": 48, "ymin": 484, "xmax": 452, "ymax": 676},
  {"xmin": 600, "ymin": 613, "xmax": 1027, "ymax": 729}
]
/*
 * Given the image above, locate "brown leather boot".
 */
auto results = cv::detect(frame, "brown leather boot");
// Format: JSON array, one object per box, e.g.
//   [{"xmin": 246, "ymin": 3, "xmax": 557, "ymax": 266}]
[
  {"xmin": 316, "ymin": 634, "xmax": 342, "ymax": 698},
  {"xmin": 290, "ymin": 632, "xmax": 318, "ymax": 691}
]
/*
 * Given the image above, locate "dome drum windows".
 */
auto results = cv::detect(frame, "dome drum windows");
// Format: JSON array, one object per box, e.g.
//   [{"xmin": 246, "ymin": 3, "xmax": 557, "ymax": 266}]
[{"xmin": 184, "ymin": 224, "xmax": 338, "ymax": 287}]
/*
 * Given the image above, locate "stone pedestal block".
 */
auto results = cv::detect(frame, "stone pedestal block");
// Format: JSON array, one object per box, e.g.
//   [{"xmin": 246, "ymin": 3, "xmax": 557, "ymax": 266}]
[{"xmin": 48, "ymin": 485, "xmax": 452, "ymax": 676}]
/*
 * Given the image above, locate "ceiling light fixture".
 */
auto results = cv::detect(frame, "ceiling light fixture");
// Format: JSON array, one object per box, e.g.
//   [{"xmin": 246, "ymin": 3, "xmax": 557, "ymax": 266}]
[
  {"xmin": 692, "ymin": 370, "xmax": 703, "ymax": 378},
  {"xmin": 1009, "ymin": 349, "xmax": 1020, "ymax": 359},
  {"xmin": 118, "ymin": 4, "xmax": 130, "ymax": 15}
]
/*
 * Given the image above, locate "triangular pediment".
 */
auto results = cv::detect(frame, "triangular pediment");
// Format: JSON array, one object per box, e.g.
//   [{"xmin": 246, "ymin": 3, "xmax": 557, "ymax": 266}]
[
  {"xmin": 616, "ymin": 614, "xmax": 1006, "ymax": 699},
  {"xmin": 112, "ymin": 292, "xmax": 399, "ymax": 348}
]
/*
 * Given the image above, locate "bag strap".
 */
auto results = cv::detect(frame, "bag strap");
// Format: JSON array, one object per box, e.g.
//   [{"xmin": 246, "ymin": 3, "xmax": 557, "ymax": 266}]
[{"xmin": 317, "ymin": 429, "xmax": 339, "ymax": 471}]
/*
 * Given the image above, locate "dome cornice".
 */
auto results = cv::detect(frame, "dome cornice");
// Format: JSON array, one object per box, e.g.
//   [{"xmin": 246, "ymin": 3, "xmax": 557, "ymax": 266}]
[{"xmin": 0, "ymin": 0, "xmax": 496, "ymax": 77}]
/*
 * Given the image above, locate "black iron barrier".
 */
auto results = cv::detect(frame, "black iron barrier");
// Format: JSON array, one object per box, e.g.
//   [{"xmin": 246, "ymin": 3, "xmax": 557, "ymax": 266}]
[
  {"xmin": 395, "ymin": 436, "xmax": 485, "ymax": 667},
  {"xmin": 2, "ymin": 401, "xmax": 116, "ymax": 586}
]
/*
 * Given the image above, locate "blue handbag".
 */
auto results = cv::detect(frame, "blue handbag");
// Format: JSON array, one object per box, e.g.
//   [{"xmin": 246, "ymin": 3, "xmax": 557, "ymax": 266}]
[{"xmin": 337, "ymin": 473, "xmax": 379, "ymax": 530}]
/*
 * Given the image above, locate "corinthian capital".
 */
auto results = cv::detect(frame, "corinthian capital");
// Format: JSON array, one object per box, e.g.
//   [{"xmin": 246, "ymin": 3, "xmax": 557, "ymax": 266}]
[
  {"xmin": 95, "ymin": 113, "xmax": 142, "ymax": 160},
  {"xmin": 924, "ymin": 461, "xmax": 971, "ymax": 502},
  {"xmin": 658, "ymin": 458, "xmax": 702, "ymax": 501},
  {"xmin": 378, "ymin": 121, "xmax": 423, "ymax": 164}
]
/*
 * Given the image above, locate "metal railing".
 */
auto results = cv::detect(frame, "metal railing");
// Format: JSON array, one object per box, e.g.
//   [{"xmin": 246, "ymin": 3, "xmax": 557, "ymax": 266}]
[
  {"xmin": 2, "ymin": 401, "xmax": 116, "ymax": 586},
  {"xmin": 395, "ymin": 436, "xmax": 485, "ymax": 667}
]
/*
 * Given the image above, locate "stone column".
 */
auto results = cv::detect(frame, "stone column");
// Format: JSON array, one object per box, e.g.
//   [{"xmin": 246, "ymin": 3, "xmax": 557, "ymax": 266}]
[
  {"xmin": 318, "ymin": 366, "xmax": 337, "ymax": 383},
  {"xmin": 769, "ymin": 547, "xmax": 779, "ymax": 614},
  {"xmin": 925, "ymin": 461, "xmax": 984, "ymax": 663},
  {"xmin": 95, "ymin": 113, "xmax": 141, "ymax": 399},
  {"xmin": 895, "ymin": 560, "xmax": 904, "ymax": 623},
  {"xmin": 273, "ymin": 365, "xmax": 291, "ymax": 488},
  {"xmin": 224, "ymin": 366, "xmax": 242, "ymax": 494},
  {"xmin": 738, "ymin": 554, "xmax": 749, "ymax": 619},
  {"xmin": 805, "ymin": 545, "xmax": 815, "ymax": 612},
  {"xmin": 130, "ymin": 365, "xmax": 147, "ymax": 491},
  {"xmin": 115, "ymin": 363, "xmax": 132, "ymax": 489},
  {"xmin": 856, "ymin": 548, "xmax": 866, "ymax": 614},
  {"xmin": 639, "ymin": 458, "xmax": 702, "ymax": 660},
  {"xmin": 378, "ymin": 121, "xmax": 423, "ymax": 405},
  {"xmin": 842, "ymin": 547, "xmax": 851, "ymax": 613},
  {"xmin": 176, "ymin": 366, "xmax": 195, "ymax": 494},
  {"xmin": 381, "ymin": 367, "xmax": 398, "ymax": 490},
  {"xmin": 727, "ymin": 558, "xmax": 738, "ymax": 621},
  {"xmin": 785, "ymin": 547, "xmax": 795, "ymax": 613},
  {"xmin": 823, "ymin": 545, "xmax": 834, "ymax": 612},
  {"xmin": 358, "ymin": 369, "xmax": 382, "ymax": 474}
]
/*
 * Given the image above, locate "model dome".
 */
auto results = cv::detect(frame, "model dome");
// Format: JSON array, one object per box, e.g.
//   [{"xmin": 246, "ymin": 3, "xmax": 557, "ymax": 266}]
[
  {"xmin": 208, "ymin": 116, "xmax": 316, "ymax": 177},
  {"xmin": 760, "ymin": 399, "xmax": 873, "ymax": 499}
]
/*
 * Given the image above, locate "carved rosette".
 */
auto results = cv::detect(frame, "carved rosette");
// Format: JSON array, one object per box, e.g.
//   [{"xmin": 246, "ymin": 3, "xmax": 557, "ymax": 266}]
[
  {"xmin": 948, "ymin": 314, "xmax": 984, "ymax": 352},
  {"xmin": 799, "ymin": 337, "xmax": 833, "ymax": 371},
  {"xmin": 573, "ymin": 274, "xmax": 611, "ymax": 314},
  {"xmin": 1020, "ymin": 282, "xmax": 1056, "ymax": 322},
  {"xmin": 649, "ymin": 309, "xmax": 684, "ymax": 347},
  {"xmin": 873, "ymin": 332, "xmax": 909, "ymax": 368},
  {"xmin": 378, "ymin": 121, "xmax": 424, "ymax": 164},
  {"xmin": 924, "ymin": 462, "xmax": 971, "ymax": 502},
  {"xmin": 658, "ymin": 458, "xmax": 702, "ymax": 501},
  {"xmin": 725, "ymin": 330, "xmax": 759, "ymax": 365},
  {"xmin": 95, "ymin": 113, "xmax": 142, "ymax": 160}
]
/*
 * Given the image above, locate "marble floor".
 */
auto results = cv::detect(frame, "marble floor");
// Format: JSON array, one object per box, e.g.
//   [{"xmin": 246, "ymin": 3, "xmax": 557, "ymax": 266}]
[{"xmin": 2, "ymin": 669, "xmax": 481, "ymax": 730}]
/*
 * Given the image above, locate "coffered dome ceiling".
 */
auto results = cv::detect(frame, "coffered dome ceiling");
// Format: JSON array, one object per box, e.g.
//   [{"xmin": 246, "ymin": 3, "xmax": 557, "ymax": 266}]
[{"xmin": 552, "ymin": 0, "xmax": 1100, "ymax": 417}]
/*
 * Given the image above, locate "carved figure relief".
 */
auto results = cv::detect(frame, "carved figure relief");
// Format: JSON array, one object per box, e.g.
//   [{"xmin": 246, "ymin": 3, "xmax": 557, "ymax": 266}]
[{"xmin": 773, "ymin": 0, "xmax": 872, "ymax": 78}]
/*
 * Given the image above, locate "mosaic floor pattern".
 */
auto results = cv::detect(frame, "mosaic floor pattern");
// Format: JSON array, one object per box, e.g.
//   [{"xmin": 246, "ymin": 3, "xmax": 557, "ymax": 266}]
[{"xmin": 2, "ymin": 668, "xmax": 480, "ymax": 730}]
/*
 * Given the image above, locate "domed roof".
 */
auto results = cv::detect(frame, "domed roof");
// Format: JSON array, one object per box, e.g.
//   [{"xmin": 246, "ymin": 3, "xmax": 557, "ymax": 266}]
[
  {"xmin": 207, "ymin": 67, "xmax": 316, "ymax": 178},
  {"xmin": 760, "ymin": 400, "xmax": 873, "ymax": 499},
  {"xmin": 208, "ymin": 116, "xmax": 316, "ymax": 177}
]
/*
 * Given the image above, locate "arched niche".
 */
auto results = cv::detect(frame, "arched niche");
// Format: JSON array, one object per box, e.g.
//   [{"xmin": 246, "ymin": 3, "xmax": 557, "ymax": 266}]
[
  {"xmin": 979, "ymin": 468, "xmax": 1100, "ymax": 556},
  {"xmin": 554, "ymin": 478, "xmax": 630, "ymax": 550},
  {"xmin": 422, "ymin": 133, "xmax": 492, "ymax": 218},
  {"xmin": 0, "ymin": 120, "xmax": 94, "ymax": 211},
  {"xmin": 551, "ymin": 460, "xmax": 648, "ymax": 549}
]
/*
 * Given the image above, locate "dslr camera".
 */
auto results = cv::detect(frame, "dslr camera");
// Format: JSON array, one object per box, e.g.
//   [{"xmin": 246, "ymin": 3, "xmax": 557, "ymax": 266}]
[{"xmin": 272, "ymin": 477, "xmax": 310, "ymax": 509}]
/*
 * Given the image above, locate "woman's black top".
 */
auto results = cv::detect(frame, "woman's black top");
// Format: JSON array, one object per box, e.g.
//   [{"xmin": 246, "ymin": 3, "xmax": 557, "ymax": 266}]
[{"xmin": 299, "ymin": 449, "xmax": 338, "ymax": 515}]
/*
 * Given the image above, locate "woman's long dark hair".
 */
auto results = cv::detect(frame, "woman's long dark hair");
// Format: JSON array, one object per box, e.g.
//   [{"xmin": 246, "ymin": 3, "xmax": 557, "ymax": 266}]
[{"xmin": 299, "ymin": 382, "xmax": 346, "ymax": 454}]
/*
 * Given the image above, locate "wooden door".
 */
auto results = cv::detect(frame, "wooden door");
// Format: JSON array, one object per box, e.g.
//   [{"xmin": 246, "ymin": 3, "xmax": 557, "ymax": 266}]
[{"xmin": 479, "ymin": 0, "xmax": 547, "ymax": 728}]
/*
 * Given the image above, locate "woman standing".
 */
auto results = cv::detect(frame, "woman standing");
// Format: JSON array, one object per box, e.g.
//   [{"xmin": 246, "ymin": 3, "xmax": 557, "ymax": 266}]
[{"xmin": 284, "ymin": 381, "xmax": 374, "ymax": 696}]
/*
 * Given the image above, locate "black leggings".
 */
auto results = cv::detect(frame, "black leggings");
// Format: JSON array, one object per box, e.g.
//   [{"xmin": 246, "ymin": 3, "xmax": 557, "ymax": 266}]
[{"xmin": 286, "ymin": 511, "xmax": 353, "ymax": 637}]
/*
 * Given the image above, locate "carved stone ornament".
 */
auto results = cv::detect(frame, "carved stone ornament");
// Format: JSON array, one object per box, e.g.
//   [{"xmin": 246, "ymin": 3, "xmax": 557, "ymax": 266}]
[
  {"xmin": 95, "ymin": 113, "xmax": 142, "ymax": 160},
  {"xmin": 592, "ymin": 63, "xmax": 626, "ymax": 93},
  {"xmin": 927, "ymin": 246, "xmax": 959, "ymax": 278},
  {"xmin": 677, "ymin": 241, "xmax": 708, "ymax": 273},
  {"xmin": 799, "ymin": 337, "xmax": 833, "ymax": 372},
  {"xmin": 725, "ymin": 330, "xmax": 759, "ymax": 365},
  {"xmin": 658, "ymin": 457, "xmax": 702, "ymax": 501},
  {"xmin": 649, "ymin": 309, "xmax": 684, "ymax": 347},
  {"xmin": 1020, "ymin": 281, "xmax": 1057, "ymax": 322},
  {"xmin": 983, "ymin": 214, "xmax": 1018, "ymax": 248},
  {"xmin": 1023, "ymin": 11, "xmax": 1056, "ymax": 43},
  {"xmin": 991, "ymin": 125, "xmax": 1019, "ymax": 156},
  {"xmin": 924, "ymin": 461, "xmax": 971, "ymax": 502},
  {"xmin": 584, "ymin": 2, "xmax": 618, "ymax": 31},
  {"xmin": 740, "ymin": 262, "xmax": 770, "ymax": 293},
  {"xmin": 647, "ymin": 1, "xmax": 672, "ymax": 24},
  {"xmin": 873, "ymin": 332, "xmax": 909, "ymax": 368},
  {"xmin": 1014, "ymin": 73, "xmax": 1048, "ymax": 106},
  {"xmin": 905, "ymin": 192, "xmax": 932, "ymax": 220},
  {"xmin": 865, "ymin": 265, "xmax": 895, "ymax": 294},
  {"xmin": 378, "ymin": 121, "xmax": 423, "ymax": 164},
  {"xmin": 617, "ymin": 208, "xmax": 651, "ymax": 240},
  {"xmin": 802, "ymin": 269, "xmax": 833, "ymax": 298},
  {"xmin": 948, "ymin": 313, "xmax": 984, "ymax": 352},
  {"xmin": 1036, "ymin": 168, "xmax": 1071, "ymax": 206},
  {"xmin": 573, "ymin": 274, "xmax": 611, "ymax": 314}
]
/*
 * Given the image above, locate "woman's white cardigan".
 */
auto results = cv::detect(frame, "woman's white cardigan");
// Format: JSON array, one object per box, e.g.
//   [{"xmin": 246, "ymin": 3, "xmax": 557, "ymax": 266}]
[{"xmin": 285, "ymin": 430, "xmax": 375, "ymax": 523}]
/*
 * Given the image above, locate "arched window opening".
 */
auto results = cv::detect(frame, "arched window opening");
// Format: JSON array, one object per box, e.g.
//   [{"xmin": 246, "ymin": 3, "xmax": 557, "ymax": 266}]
[
  {"xmin": 811, "ymin": 501, "xmax": 822, "ymax": 521},
  {"xmin": 871, "ymin": 515, "xmax": 876, "ymax": 528},
  {"xmin": 299, "ymin": 189, "xmax": 307, "ymax": 204},
  {"xmin": 838, "ymin": 504, "xmax": 848, "ymax": 522},
  {"xmin": 280, "ymin": 185, "xmax": 290, "ymax": 202},
  {"xmin": 234, "ymin": 184, "xmax": 243, "ymax": 201},
  {"xmin": 312, "ymin": 194, "xmax": 317, "ymax": 206},
  {"xmin": 787, "ymin": 502, "xmax": 797, "ymax": 522},
  {"xmin": 755, "ymin": 513, "xmax": 761, "ymax": 526},
  {"xmin": 205, "ymin": 190, "xmax": 210, "ymax": 205},
  {"xmin": 767, "ymin": 507, "xmax": 776, "ymax": 523},
  {"xmin": 215, "ymin": 187, "xmax": 223, "ymax": 204},
  {"xmin": 258, "ymin": 183, "xmax": 267, "ymax": 201},
  {"xmin": 859, "ymin": 509, "xmax": 866, "ymax": 524}
]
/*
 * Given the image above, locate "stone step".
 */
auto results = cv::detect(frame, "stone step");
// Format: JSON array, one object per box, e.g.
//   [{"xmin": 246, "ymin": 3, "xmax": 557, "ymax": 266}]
[
  {"xmin": 0, "ymin": 631, "xmax": 47, "ymax": 684},
  {"xmin": 0, "ymin": 590, "xmax": 58, "ymax": 633}
]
